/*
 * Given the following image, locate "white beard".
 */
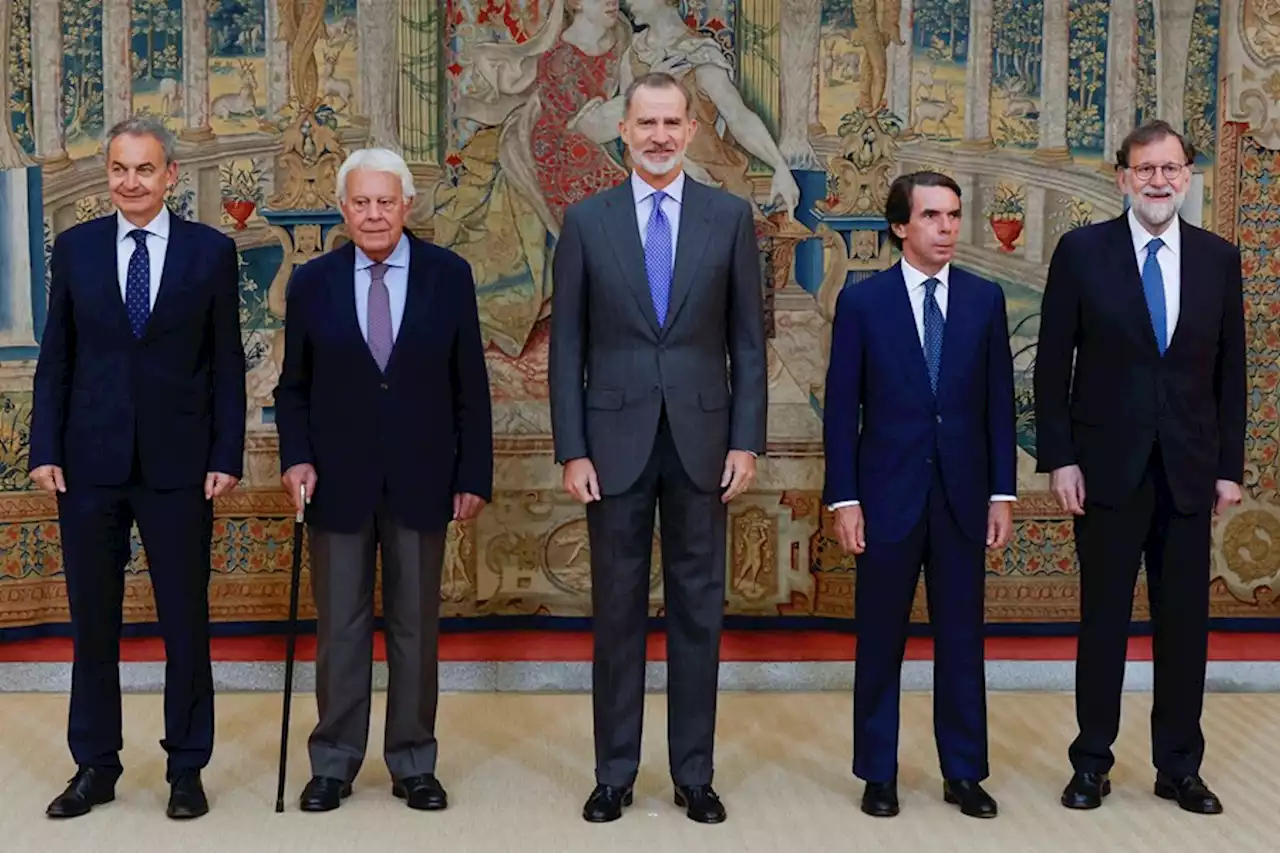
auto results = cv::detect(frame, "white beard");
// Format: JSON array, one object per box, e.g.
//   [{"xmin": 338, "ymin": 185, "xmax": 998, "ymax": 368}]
[
  {"xmin": 630, "ymin": 144, "xmax": 684, "ymax": 176},
  {"xmin": 1130, "ymin": 185, "xmax": 1186, "ymax": 229}
]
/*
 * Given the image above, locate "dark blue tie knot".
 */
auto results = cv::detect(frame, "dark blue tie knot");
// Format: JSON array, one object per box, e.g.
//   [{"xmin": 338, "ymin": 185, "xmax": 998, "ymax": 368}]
[
  {"xmin": 130, "ymin": 228, "xmax": 148, "ymax": 246},
  {"xmin": 1146, "ymin": 237, "xmax": 1164, "ymax": 255},
  {"xmin": 924, "ymin": 276, "xmax": 940, "ymax": 296}
]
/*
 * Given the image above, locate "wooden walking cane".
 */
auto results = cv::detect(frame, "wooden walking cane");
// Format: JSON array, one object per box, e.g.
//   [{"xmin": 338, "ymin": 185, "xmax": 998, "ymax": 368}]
[{"xmin": 275, "ymin": 484, "xmax": 306, "ymax": 812}]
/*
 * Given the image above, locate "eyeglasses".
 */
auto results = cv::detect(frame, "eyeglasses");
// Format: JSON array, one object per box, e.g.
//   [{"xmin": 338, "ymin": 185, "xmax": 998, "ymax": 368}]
[{"xmin": 1128, "ymin": 163, "xmax": 1187, "ymax": 181}]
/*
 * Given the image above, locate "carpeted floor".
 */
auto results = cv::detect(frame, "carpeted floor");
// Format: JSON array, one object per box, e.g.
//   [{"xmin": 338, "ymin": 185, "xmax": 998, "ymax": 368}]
[{"xmin": 0, "ymin": 692, "xmax": 1276, "ymax": 853}]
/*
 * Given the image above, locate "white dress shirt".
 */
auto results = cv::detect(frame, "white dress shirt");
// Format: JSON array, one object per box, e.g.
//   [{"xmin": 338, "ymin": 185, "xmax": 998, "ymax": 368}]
[
  {"xmin": 1127, "ymin": 206, "xmax": 1181, "ymax": 348},
  {"xmin": 828, "ymin": 259, "xmax": 1015, "ymax": 509},
  {"xmin": 353, "ymin": 232, "xmax": 410, "ymax": 342},
  {"xmin": 116, "ymin": 207, "xmax": 170, "ymax": 309},
  {"xmin": 631, "ymin": 170, "xmax": 684, "ymax": 267}
]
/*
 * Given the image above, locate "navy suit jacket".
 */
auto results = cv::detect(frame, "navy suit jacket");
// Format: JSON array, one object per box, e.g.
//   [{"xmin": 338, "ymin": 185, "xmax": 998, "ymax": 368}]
[
  {"xmin": 821, "ymin": 262, "xmax": 1017, "ymax": 543},
  {"xmin": 273, "ymin": 235, "xmax": 493, "ymax": 534},
  {"xmin": 30, "ymin": 214, "xmax": 246, "ymax": 488}
]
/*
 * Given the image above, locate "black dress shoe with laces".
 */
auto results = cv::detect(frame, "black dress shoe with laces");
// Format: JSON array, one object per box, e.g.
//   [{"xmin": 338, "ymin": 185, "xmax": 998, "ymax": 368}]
[
  {"xmin": 1154, "ymin": 773, "xmax": 1223, "ymax": 814},
  {"xmin": 392, "ymin": 774, "xmax": 448, "ymax": 810},
  {"xmin": 943, "ymin": 779, "xmax": 998, "ymax": 818},
  {"xmin": 583, "ymin": 784, "xmax": 633, "ymax": 822},
  {"xmin": 675, "ymin": 784, "xmax": 726, "ymax": 824},
  {"xmin": 860, "ymin": 781, "xmax": 899, "ymax": 817},
  {"xmin": 299, "ymin": 776, "xmax": 352, "ymax": 812},
  {"xmin": 166, "ymin": 770, "xmax": 209, "ymax": 819},
  {"xmin": 46, "ymin": 767, "xmax": 117, "ymax": 819},
  {"xmin": 1061, "ymin": 772, "xmax": 1110, "ymax": 809}
]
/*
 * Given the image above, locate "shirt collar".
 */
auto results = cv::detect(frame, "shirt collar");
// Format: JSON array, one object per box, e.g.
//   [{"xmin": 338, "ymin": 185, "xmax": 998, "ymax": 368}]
[
  {"xmin": 116, "ymin": 206, "xmax": 171, "ymax": 243},
  {"xmin": 355, "ymin": 232, "xmax": 410, "ymax": 270},
  {"xmin": 631, "ymin": 170, "xmax": 686, "ymax": 206},
  {"xmin": 1127, "ymin": 206, "xmax": 1180, "ymax": 256},
  {"xmin": 900, "ymin": 258, "xmax": 950, "ymax": 291}
]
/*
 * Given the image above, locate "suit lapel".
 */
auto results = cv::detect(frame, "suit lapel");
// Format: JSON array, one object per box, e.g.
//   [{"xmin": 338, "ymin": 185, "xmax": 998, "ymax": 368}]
[
  {"xmin": 602, "ymin": 184, "xmax": 661, "ymax": 338},
  {"xmin": 885, "ymin": 263, "xmax": 932, "ymax": 399},
  {"xmin": 937, "ymin": 268, "xmax": 979, "ymax": 398},
  {"xmin": 385, "ymin": 237, "xmax": 434, "ymax": 375},
  {"xmin": 329, "ymin": 242, "xmax": 381, "ymax": 373},
  {"xmin": 662, "ymin": 178, "xmax": 712, "ymax": 335},
  {"xmin": 142, "ymin": 216, "xmax": 194, "ymax": 340},
  {"xmin": 1166, "ymin": 218, "xmax": 1200, "ymax": 356},
  {"xmin": 1108, "ymin": 214, "xmax": 1164, "ymax": 358},
  {"xmin": 97, "ymin": 216, "xmax": 134, "ymax": 338}
]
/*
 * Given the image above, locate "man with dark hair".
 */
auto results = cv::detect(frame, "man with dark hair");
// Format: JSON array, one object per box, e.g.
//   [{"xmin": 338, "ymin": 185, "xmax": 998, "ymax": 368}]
[
  {"xmin": 822, "ymin": 170, "xmax": 1016, "ymax": 819},
  {"xmin": 550, "ymin": 70, "xmax": 767, "ymax": 825},
  {"xmin": 1036, "ymin": 120, "xmax": 1244, "ymax": 814}
]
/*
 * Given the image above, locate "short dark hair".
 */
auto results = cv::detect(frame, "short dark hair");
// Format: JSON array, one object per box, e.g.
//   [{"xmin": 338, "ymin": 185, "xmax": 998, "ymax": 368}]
[
  {"xmin": 1116, "ymin": 120, "xmax": 1196, "ymax": 169},
  {"xmin": 624, "ymin": 72, "xmax": 692, "ymax": 118},
  {"xmin": 884, "ymin": 171, "xmax": 962, "ymax": 249}
]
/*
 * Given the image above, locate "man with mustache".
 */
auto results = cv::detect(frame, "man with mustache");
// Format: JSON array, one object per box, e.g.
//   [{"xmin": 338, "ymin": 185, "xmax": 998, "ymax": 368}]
[
  {"xmin": 549, "ymin": 71, "xmax": 767, "ymax": 824},
  {"xmin": 822, "ymin": 171, "xmax": 1016, "ymax": 819},
  {"xmin": 1035, "ymin": 120, "xmax": 1245, "ymax": 814}
]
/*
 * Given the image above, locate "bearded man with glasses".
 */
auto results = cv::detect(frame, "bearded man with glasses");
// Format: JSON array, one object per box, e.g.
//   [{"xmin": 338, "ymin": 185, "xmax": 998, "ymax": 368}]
[{"xmin": 1034, "ymin": 120, "xmax": 1245, "ymax": 815}]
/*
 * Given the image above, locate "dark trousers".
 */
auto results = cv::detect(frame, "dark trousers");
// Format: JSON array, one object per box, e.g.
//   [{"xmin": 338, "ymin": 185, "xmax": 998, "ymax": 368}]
[
  {"xmin": 306, "ymin": 492, "xmax": 446, "ymax": 784},
  {"xmin": 57, "ymin": 461, "xmax": 214, "ymax": 780},
  {"xmin": 1070, "ymin": 444, "xmax": 1211, "ymax": 777},
  {"xmin": 853, "ymin": 470, "xmax": 988, "ymax": 783},
  {"xmin": 586, "ymin": 414, "xmax": 728, "ymax": 788}
]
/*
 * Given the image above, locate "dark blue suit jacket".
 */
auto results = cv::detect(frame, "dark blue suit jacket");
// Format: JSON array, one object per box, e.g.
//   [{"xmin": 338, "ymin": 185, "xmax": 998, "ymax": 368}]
[
  {"xmin": 821, "ymin": 262, "xmax": 1017, "ymax": 543},
  {"xmin": 273, "ymin": 236, "xmax": 493, "ymax": 534},
  {"xmin": 30, "ymin": 214, "xmax": 246, "ymax": 488}
]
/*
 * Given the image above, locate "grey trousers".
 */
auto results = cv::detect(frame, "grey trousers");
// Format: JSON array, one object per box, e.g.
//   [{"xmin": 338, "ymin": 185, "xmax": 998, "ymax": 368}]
[{"xmin": 306, "ymin": 507, "xmax": 446, "ymax": 784}]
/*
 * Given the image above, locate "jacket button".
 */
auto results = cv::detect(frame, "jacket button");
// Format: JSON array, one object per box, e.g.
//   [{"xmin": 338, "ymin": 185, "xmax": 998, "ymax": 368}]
[
  {"xmin": 936, "ymin": 414, "xmax": 942, "ymax": 423},
  {"xmin": 380, "ymin": 382, "xmax": 388, "ymax": 390}
]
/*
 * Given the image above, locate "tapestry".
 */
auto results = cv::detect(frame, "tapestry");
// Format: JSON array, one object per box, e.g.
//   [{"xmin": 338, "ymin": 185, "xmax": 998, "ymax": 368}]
[{"xmin": 0, "ymin": 0, "xmax": 1277, "ymax": 634}]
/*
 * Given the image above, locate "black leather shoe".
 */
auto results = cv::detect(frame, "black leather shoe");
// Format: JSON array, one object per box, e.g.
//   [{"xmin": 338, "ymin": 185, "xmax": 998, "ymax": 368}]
[
  {"xmin": 46, "ymin": 767, "xmax": 117, "ymax": 818},
  {"xmin": 166, "ymin": 771, "xmax": 209, "ymax": 820},
  {"xmin": 392, "ymin": 774, "xmax": 448, "ymax": 811},
  {"xmin": 1061, "ymin": 772, "xmax": 1110, "ymax": 809},
  {"xmin": 674, "ymin": 784, "xmax": 726, "ymax": 823},
  {"xmin": 860, "ymin": 781, "xmax": 899, "ymax": 817},
  {"xmin": 943, "ymin": 779, "xmax": 997, "ymax": 818},
  {"xmin": 583, "ymin": 784, "xmax": 633, "ymax": 822},
  {"xmin": 1154, "ymin": 773, "xmax": 1223, "ymax": 815},
  {"xmin": 299, "ymin": 776, "xmax": 352, "ymax": 812}
]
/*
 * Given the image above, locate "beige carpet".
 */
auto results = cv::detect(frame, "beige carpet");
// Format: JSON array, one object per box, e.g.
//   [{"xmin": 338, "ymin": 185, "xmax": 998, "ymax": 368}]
[{"xmin": 0, "ymin": 692, "xmax": 1276, "ymax": 852}]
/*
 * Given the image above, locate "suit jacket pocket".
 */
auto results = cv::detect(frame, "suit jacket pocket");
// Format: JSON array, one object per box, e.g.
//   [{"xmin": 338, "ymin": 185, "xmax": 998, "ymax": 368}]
[
  {"xmin": 700, "ymin": 387, "xmax": 729, "ymax": 411},
  {"xmin": 586, "ymin": 388, "xmax": 624, "ymax": 410}
]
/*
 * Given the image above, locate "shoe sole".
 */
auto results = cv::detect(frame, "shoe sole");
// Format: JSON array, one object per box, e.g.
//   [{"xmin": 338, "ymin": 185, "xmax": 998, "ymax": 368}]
[
  {"xmin": 47, "ymin": 792, "xmax": 115, "ymax": 819},
  {"xmin": 392, "ymin": 785, "xmax": 447, "ymax": 810}
]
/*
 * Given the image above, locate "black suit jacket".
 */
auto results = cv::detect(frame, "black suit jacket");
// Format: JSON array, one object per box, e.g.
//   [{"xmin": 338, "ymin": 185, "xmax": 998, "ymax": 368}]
[
  {"xmin": 1033, "ymin": 214, "xmax": 1246, "ymax": 512},
  {"xmin": 273, "ymin": 235, "xmax": 493, "ymax": 534},
  {"xmin": 548, "ymin": 176, "xmax": 768, "ymax": 495},
  {"xmin": 30, "ymin": 214, "xmax": 246, "ymax": 488}
]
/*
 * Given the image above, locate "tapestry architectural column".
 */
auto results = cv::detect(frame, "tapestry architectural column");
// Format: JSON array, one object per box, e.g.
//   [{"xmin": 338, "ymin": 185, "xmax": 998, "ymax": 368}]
[
  {"xmin": 779, "ymin": 0, "xmax": 821, "ymax": 170},
  {"xmin": 1102, "ymin": 0, "xmax": 1137, "ymax": 169},
  {"xmin": 102, "ymin": 0, "xmax": 133, "ymax": 131},
  {"xmin": 31, "ymin": 1, "xmax": 69, "ymax": 171},
  {"xmin": 1034, "ymin": 0, "xmax": 1072, "ymax": 164},
  {"xmin": 358, "ymin": 0, "xmax": 399, "ymax": 151},
  {"xmin": 962, "ymin": 0, "xmax": 994, "ymax": 148},
  {"xmin": 181, "ymin": 0, "xmax": 214, "ymax": 141},
  {"xmin": 265, "ymin": 0, "xmax": 292, "ymax": 117},
  {"xmin": 1155, "ymin": 0, "xmax": 1196, "ymax": 134},
  {"xmin": 0, "ymin": 0, "xmax": 36, "ymax": 168},
  {"xmin": 886, "ymin": 0, "xmax": 914, "ymax": 124}
]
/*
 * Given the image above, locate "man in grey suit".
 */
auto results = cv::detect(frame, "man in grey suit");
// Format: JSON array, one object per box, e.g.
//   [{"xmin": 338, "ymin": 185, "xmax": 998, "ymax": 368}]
[{"xmin": 549, "ymin": 71, "xmax": 768, "ymax": 825}]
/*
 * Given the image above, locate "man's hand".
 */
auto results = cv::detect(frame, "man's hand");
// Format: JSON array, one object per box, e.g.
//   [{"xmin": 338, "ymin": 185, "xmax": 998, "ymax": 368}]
[
  {"xmin": 986, "ymin": 501, "xmax": 1013, "ymax": 549},
  {"xmin": 563, "ymin": 458, "xmax": 601, "ymax": 504},
  {"xmin": 453, "ymin": 492, "xmax": 487, "ymax": 521},
  {"xmin": 720, "ymin": 450, "xmax": 756, "ymax": 503},
  {"xmin": 204, "ymin": 472, "xmax": 239, "ymax": 500},
  {"xmin": 1214, "ymin": 479, "xmax": 1243, "ymax": 516},
  {"xmin": 281, "ymin": 463, "xmax": 317, "ymax": 515},
  {"xmin": 833, "ymin": 505, "xmax": 865, "ymax": 554},
  {"xmin": 1050, "ymin": 465, "xmax": 1086, "ymax": 515},
  {"xmin": 31, "ymin": 464, "xmax": 66, "ymax": 494}
]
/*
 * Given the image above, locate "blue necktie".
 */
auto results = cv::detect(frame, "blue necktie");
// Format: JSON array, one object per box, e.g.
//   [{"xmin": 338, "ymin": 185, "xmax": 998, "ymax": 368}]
[
  {"xmin": 125, "ymin": 229, "xmax": 151, "ymax": 338},
  {"xmin": 923, "ymin": 276, "xmax": 944, "ymax": 394},
  {"xmin": 644, "ymin": 190, "xmax": 673, "ymax": 326},
  {"xmin": 1142, "ymin": 237, "xmax": 1167, "ymax": 355}
]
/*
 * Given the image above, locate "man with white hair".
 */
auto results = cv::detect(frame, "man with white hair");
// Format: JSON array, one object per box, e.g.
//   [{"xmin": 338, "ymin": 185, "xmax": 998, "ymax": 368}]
[
  {"xmin": 1035, "ymin": 120, "xmax": 1244, "ymax": 815},
  {"xmin": 273, "ymin": 147, "xmax": 493, "ymax": 812}
]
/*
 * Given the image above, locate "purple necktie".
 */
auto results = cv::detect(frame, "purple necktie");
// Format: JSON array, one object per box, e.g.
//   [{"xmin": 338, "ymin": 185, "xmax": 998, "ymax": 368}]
[{"xmin": 367, "ymin": 262, "xmax": 392, "ymax": 371}]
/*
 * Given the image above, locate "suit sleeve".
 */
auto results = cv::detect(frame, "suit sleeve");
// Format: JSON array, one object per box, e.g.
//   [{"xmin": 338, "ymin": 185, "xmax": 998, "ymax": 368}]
[
  {"xmin": 548, "ymin": 207, "xmax": 589, "ymax": 463},
  {"xmin": 1033, "ymin": 235, "xmax": 1081, "ymax": 472},
  {"xmin": 29, "ymin": 233, "xmax": 75, "ymax": 471},
  {"xmin": 273, "ymin": 264, "xmax": 314, "ymax": 471},
  {"xmin": 727, "ymin": 200, "xmax": 768, "ymax": 454},
  {"xmin": 209, "ymin": 236, "xmax": 246, "ymax": 478},
  {"xmin": 1215, "ymin": 243, "xmax": 1246, "ymax": 483},
  {"xmin": 450, "ymin": 260, "xmax": 494, "ymax": 501},
  {"xmin": 821, "ymin": 285, "xmax": 863, "ymax": 506},
  {"xmin": 986, "ymin": 285, "xmax": 1018, "ymax": 497}
]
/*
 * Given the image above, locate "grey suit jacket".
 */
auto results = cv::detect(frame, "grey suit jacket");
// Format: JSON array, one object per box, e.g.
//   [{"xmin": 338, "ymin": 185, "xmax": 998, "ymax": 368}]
[{"xmin": 549, "ymin": 176, "xmax": 768, "ymax": 496}]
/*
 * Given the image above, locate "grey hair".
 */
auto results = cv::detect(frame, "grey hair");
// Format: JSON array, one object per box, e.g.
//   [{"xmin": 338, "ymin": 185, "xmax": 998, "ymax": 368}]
[
  {"xmin": 103, "ymin": 115, "xmax": 178, "ymax": 164},
  {"xmin": 336, "ymin": 147, "xmax": 417, "ymax": 203}
]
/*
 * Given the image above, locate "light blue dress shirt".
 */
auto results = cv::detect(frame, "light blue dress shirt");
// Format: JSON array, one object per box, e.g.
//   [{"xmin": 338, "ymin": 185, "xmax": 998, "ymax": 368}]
[{"xmin": 353, "ymin": 232, "xmax": 410, "ymax": 342}]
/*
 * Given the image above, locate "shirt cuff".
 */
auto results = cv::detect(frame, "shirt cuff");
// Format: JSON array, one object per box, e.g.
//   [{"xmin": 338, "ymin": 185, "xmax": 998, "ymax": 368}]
[
  {"xmin": 827, "ymin": 500, "xmax": 859, "ymax": 510},
  {"xmin": 990, "ymin": 494, "xmax": 1017, "ymax": 501}
]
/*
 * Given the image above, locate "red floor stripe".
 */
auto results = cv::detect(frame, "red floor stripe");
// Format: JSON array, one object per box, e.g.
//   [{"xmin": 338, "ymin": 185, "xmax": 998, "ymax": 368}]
[{"xmin": 2, "ymin": 632, "xmax": 1278, "ymax": 663}]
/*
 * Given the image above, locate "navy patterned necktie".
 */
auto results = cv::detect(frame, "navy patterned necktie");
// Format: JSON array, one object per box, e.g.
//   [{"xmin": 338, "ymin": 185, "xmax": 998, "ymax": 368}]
[
  {"xmin": 125, "ymin": 229, "xmax": 151, "ymax": 338},
  {"xmin": 644, "ymin": 190, "xmax": 673, "ymax": 326},
  {"xmin": 923, "ymin": 276, "xmax": 944, "ymax": 394},
  {"xmin": 1142, "ymin": 237, "xmax": 1167, "ymax": 355}
]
